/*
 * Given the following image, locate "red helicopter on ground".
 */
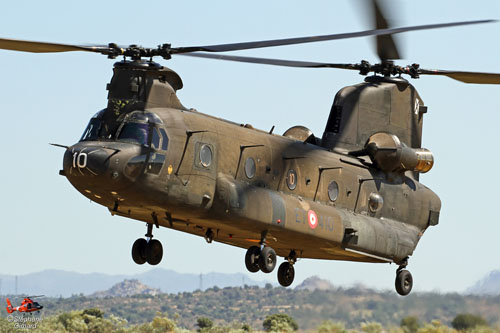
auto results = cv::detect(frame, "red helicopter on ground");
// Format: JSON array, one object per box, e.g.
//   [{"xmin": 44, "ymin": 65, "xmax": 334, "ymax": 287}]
[{"xmin": 6, "ymin": 296, "xmax": 44, "ymax": 314}]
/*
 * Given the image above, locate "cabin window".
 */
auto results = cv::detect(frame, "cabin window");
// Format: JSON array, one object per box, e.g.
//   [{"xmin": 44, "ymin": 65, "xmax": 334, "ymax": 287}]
[
  {"xmin": 245, "ymin": 157, "xmax": 256, "ymax": 179},
  {"xmin": 368, "ymin": 192, "xmax": 384, "ymax": 213},
  {"xmin": 328, "ymin": 181, "xmax": 339, "ymax": 201},
  {"xmin": 286, "ymin": 169, "xmax": 297, "ymax": 190},
  {"xmin": 200, "ymin": 144, "xmax": 213, "ymax": 167}
]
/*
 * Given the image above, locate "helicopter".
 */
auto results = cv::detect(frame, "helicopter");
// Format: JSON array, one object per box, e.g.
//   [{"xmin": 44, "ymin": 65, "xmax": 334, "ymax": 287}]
[
  {"xmin": 1, "ymin": 1, "xmax": 499, "ymax": 296},
  {"xmin": 5, "ymin": 296, "xmax": 44, "ymax": 314}
]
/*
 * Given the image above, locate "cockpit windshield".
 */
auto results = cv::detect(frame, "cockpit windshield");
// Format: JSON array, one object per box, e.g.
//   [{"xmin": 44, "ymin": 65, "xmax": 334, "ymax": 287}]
[
  {"xmin": 80, "ymin": 109, "xmax": 107, "ymax": 142},
  {"xmin": 80, "ymin": 109, "xmax": 163, "ymax": 146},
  {"xmin": 80, "ymin": 118, "xmax": 102, "ymax": 141},
  {"xmin": 118, "ymin": 123, "xmax": 150, "ymax": 146}
]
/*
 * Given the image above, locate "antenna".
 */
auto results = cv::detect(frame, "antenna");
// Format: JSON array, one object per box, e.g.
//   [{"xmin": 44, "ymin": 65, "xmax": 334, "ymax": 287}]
[
  {"xmin": 199, "ymin": 273, "xmax": 203, "ymax": 291},
  {"xmin": 15, "ymin": 276, "xmax": 18, "ymax": 295}
]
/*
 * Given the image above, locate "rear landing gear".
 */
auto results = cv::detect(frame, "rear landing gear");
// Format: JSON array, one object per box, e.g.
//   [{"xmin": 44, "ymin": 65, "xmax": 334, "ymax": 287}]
[
  {"xmin": 395, "ymin": 258, "xmax": 413, "ymax": 296},
  {"xmin": 277, "ymin": 262, "xmax": 295, "ymax": 287},
  {"xmin": 131, "ymin": 223, "xmax": 163, "ymax": 266},
  {"xmin": 277, "ymin": 250, "xmax": 297, "ymax": 287}
]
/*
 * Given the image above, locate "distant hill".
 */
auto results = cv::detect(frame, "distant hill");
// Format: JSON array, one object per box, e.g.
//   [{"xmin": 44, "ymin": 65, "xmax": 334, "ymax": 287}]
[
  {"xmin": 10, "ymin": 284, "xmax": 500, "ymax": 330},
  {"xmin": 467, "ymin": 270, "xmax": 500, "ymax": 295},
  {"xmin": 91, "ymin": 279, "xmax": 161, "ymax": 298},
  {"xmin": 294, "ymin": 276, "xmax": 335, "ymax": 291},
  {"xmin": 0, "ymin": 268, "xmax": 267, "ymax": 297}
]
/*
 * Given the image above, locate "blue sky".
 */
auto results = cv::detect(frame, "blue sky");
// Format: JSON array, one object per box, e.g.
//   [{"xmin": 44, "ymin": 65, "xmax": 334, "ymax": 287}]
[{"xmin": 0, "ymin": 0, "xmax": 499, "ymax": 294}]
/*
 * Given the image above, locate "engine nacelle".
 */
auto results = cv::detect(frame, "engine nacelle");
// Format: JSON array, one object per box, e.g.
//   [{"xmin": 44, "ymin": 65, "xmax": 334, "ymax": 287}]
[{"xmin": 364, "ymin": 132, "xmax": 433, "ymax": 173}]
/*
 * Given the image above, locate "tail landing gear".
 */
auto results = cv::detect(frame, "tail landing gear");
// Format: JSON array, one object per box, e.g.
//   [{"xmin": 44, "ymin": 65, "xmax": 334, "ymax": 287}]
[
  {"xmin": 131, "ymin": 223, "xmax": 163, "ymax": 266},
  {"xmin": 395, "ymin": 258, "xmax": 413, "ymax": 296}
]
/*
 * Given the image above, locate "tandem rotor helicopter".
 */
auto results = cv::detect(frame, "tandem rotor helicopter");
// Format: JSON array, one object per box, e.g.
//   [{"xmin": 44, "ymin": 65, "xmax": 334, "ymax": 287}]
[{"xmin": 1, "ymin": 1, "xmax": 499, "ymax": 296}]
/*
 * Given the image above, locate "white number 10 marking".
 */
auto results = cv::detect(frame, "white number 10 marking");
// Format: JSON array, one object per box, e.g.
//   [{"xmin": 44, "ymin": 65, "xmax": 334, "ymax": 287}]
[{"xmin": 72, "ymin": 152, "xmax": 88, "ymax": 168}]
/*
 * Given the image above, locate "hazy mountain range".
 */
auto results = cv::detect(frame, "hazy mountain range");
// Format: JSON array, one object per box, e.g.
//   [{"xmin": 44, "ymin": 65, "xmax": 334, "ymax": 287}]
[
  {"xmin": 466, "ymin": 270, "xmax": 500, "ymax": 295},
  {"xmin": 0, "ymin": 268, "xmax": 267, "ymax": 297},
  {"xmin": 1, "ymin": 268, "xmax": 498, "ymax": 297}
]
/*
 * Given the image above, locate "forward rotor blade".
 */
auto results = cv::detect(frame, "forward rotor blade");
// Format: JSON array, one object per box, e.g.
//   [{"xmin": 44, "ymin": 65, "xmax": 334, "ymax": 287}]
[
  {"xmin": 0, "ymin": 18, "xmax": 494, "ymax": 57},
  {"xmin": 171, "ymin": 19, "xmax": 495, "ymax": 54},
  {"xmin": 418, "ymin": 69, "xmax": 500, "ymax": 84},
  {"xmin": 179, "ymin": 53, "xmax": 358, "ymax": 70},
  {"xmin": 0, "ymin": 37, "xmax": 110, "ymax": 54},
  {"xmin": 373, "ymin": 0, "xmax": 400, "ymax": 61}
]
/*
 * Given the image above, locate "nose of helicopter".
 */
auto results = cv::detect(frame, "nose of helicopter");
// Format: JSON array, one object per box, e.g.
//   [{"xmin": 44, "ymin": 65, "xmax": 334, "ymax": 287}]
[
  {"xmin": 63, "ymin": 142, "xmax": 143, "ymax": 199},
  {"xmin": 64, "ymin": 145, "xmax": 110, "ymax": 177}
]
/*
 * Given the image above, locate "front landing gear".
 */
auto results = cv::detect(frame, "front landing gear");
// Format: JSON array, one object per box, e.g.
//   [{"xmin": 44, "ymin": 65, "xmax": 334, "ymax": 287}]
[
  {"xmin": 131, "ymin": 223, "xmax": 163, "ymax": 266},
  {"xmin": 244, "ymin": 246, "xmax": 277, "ymax": 273},
  {"xmin": 245, "ymin": 244, "xmax": 298, "ymax": 287},
  {"xmin": 245, "ymin": 246, "xmax": 261, "ymax": 273},
  {"xmin": 395, "ymin": 258, "xmax": 413, "ymax": 296}
]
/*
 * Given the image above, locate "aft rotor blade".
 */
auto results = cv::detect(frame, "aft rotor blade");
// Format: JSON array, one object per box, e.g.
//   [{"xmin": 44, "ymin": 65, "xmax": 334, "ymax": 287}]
[
  {"xmin": 171, "ymin": 19, "xmax": 495, "ymax": 54},
  {"xmin": 373, "ymin": 0, "xmax": 400, "ymax": 61},
  {"xmin": 0, "ymin": 37, "xmax": 110, "ymax": 54},
  {"xmin": 179, "ymin": 53, "xmax": 358, "ymax": 70},
  {"xmin": 418, "ymin": 69, "xmax": 500, "ymax": 84}
]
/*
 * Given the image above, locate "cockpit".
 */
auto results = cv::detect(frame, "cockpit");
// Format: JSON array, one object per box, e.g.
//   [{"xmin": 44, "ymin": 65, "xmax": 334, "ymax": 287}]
[{"xmin": 80, "ymin": 110, "xmax": 168, "ymax": 150}]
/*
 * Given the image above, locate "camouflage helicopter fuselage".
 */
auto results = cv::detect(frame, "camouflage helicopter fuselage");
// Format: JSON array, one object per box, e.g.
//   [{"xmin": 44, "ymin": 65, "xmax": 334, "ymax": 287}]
[{"xmin": 63, "ymin": 60, "xmax": 441, "ymax": 293}]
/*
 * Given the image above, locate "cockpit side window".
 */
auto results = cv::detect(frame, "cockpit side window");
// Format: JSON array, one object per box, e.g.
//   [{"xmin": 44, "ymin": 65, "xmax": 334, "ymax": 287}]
[
  {"xmin": 118, "ymin": 123, "xmax": 150, "ymax": 146},
  {"xmin": 151, "ymin": 127, "xmax": 161, "ymax": 150},
  {"xmin": 160, "ymin": 128, "xmax": 169, "ymax": 150}
]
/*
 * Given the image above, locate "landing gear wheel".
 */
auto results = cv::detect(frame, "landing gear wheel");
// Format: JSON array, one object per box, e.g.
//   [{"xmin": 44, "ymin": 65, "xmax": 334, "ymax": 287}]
[
  {"xmin": 145, "ymin": 239, "xmax": 163, "ymax": 266},
  {"xmin": 395, "ymin": 269, "xmax": 413, "ymax": 296},
  {"xmin": 258, "ymin": 247, "xmax": 277, "ymax": 273},
  {"xmin": 277, "ymin": 262, "xmax": 295, "ymax": 287},
  {"xmin": 245, "ymin": 246, "xmax": 261, "ymax": 273},
  {"xmin": 132, "ymin": 238, "xmax": 147, "ymax": 265}
]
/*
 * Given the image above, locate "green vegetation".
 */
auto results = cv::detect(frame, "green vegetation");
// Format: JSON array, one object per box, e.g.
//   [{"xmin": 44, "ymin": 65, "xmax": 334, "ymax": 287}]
[
  {"xmin": 262, "ymin": 313, "xmax": 298, "ymax": 332},
  {"xmin": 1, "ymin": 286, "xmax": 500, "ymax": 331},
  {"xmin": 401, "ymin": 316, "xmax": 421, "ymax": 333},
  {"xmin": 0, "ymin": 310, "xmax": 499, "ymax": 332},
  {"xmin": 451, "ymin": 314, "xmax": 489, "ymax": 331}
]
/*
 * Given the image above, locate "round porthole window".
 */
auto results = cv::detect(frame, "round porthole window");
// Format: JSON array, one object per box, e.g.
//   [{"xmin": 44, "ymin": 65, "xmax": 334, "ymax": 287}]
[
  {"xmin": 245, "ymin": 157, "xmax": 256, "ymax": 179},
  {"xmin": 200, "ymin": 144, "xmax": 212, "ymax": 167},
  {"xmin": 286, "ymin": 169, "xmax": 297, "ymax": 190},
  {"xmin": 368, "ymin": 192, "xmax": 384, "ymax": 213},
  {"xmin": 328, "ymin": 181, "xmax": 339, "ymax": 202}
]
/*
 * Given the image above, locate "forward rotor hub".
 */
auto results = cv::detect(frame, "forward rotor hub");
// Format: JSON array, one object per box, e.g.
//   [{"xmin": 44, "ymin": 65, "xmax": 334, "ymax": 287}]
[{"xmin": 106, "ymin": 43, "xmax": 173, "ymax": 61}]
